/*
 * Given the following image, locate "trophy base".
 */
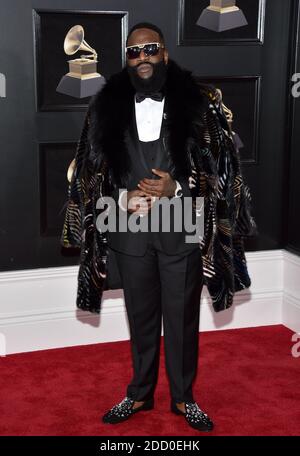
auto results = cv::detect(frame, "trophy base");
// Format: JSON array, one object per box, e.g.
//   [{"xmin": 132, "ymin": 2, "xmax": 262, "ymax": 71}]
[
  {"xmin": 56, "ymin": 74, "xmax": 106, "ymax": 98},
  {"xmin": 196, "ymin": 8, "xmax": 248, "ymax": 32}
]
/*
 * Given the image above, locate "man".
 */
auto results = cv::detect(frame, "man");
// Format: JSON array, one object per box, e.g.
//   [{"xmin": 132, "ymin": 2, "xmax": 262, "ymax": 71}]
[{"xmin": 61, "ymin": 22, "xmax": 257, "ymax": 432}]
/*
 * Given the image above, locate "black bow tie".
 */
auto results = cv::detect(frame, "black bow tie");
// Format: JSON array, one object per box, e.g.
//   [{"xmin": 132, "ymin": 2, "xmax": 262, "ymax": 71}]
[{"xmin": 135, "ymin": 91, "xmax": 164, "ymax": 103}]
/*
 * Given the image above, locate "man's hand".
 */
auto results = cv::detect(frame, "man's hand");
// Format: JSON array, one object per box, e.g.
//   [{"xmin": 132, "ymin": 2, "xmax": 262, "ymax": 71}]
[
  {"xmin": 137, "ymin": 168, "xmax": 176, "ymax": 198},
  {"xmin": 122, "ymin": 189, "xmax": 156, "ymax": 216}
]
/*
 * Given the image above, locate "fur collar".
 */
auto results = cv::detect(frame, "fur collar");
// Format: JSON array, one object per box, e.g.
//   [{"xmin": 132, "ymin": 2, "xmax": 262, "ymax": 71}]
[{"xmin": 87, "ymin": 58, "xmax": 210, "ymax": 187}]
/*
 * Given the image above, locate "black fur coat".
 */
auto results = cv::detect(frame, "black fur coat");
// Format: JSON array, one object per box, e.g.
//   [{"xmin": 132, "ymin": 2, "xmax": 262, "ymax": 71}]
[{"xmin": 61, "ymin": 58, "xmax": 257, "ymax": 314}]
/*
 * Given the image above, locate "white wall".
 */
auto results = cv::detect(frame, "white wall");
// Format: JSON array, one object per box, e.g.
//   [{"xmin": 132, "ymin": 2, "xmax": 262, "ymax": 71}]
[{"xmin": 0, "ymin": 249, "xmax": 299, "ymax": 355}]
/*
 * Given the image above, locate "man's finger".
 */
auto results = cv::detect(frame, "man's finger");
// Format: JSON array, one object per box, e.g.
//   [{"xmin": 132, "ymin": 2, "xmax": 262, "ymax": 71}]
[
  {"xmin": 138, "ymin": 181, "xmax": 161, "ymax": 192},
  {"xmin": 140, "ymin": 178, "xmax": 161, "ymax": 186},
  {"xmin": 136, "ymin": 189, "xmax": 152, "ymax": 197},
  {"xmin": 151, "ymin": 168, "xmax": 166, "ymax": 177},
  {"xmin": 138, "ymin": 184, "xmax": 161, "ymax": 197}
]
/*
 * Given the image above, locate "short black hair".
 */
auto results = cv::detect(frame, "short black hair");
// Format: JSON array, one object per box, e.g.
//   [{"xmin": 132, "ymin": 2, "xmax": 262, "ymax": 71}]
[{"xmin": 126, "ymin": 22, "xmax": 165, "ymax": 46}]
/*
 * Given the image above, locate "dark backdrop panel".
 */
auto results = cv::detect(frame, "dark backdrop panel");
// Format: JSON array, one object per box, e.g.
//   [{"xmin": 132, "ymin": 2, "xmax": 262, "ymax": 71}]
[
  {"xmin": 286, "ymin": 0, "xmax": 300, "ymax": 255},
  {"xmin": 39, "ymin": 142, "xmax": 75, "ymax": 236},
  {"xmin": 33, "ymin": 9, "xmax": 127, "ymax": 111},
  {"xmin": 0, "ymin": 0, "xmax": 296, "ymax": 271},
  {"xmin": 199, "ymin": 76, "xmax": 261, "ymax": 164},
  {"xmin": 179, "ymin": 0, "xmax": 265, "ymax": 45}
]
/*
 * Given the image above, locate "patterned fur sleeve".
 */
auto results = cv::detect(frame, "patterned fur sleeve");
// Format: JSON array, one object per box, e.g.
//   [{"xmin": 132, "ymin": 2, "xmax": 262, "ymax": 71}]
[
  {"xmin": 210, "ymin": 88, "xmax": 258, "ymax": 238},
  {"xmin": 60, "ymin": 111, "xmax": 91, "ymax": 249},
  {"xmin": 197, "ymin": 85, "xmax": 258, "ymax": 311}
]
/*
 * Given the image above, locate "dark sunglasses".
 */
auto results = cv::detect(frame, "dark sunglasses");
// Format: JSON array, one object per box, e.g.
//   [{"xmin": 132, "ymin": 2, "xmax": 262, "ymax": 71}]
[{"xmin": 125, "ymin": 42, "xmax": 165, "ymax": 60}]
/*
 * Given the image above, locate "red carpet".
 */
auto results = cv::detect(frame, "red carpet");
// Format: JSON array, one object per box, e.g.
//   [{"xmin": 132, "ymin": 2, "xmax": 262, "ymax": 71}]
[{"xmin": 0, "ymin": 324, "xmax": 299, "ymax": 436}]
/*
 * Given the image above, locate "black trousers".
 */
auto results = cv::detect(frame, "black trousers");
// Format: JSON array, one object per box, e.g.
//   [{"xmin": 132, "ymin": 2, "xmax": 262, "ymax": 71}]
[{"xmin": 112, "ymin": 234, "xmax": 204, "ymax": 403}]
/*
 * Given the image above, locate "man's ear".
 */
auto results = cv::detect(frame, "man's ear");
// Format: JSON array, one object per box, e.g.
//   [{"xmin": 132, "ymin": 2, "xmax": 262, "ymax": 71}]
[{"xmin": 164, "ymin": 49, "xmax": 169, "ymax": 64}]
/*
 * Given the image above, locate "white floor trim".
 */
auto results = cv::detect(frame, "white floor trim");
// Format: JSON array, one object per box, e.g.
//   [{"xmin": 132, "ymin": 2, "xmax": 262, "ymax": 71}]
[
  {"xmin": 282, "ymin": 250, "xmax": 300, "ymax": 334},
  {"xmin": 0, "ymin": 249, "xmax": 299, "ymax": 355}
]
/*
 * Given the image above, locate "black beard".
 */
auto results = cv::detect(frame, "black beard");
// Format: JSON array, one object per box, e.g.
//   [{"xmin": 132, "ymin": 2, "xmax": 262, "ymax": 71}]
[{"xmin": 126, "ymin": 59, "xmax": 168, "ymax": 93}]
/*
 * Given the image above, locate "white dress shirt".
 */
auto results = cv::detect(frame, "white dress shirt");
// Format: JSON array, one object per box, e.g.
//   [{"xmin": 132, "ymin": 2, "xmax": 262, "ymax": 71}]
[
  {"xmin": 118, "ymin": 95, "xmax": 182, "ymax": 212},
  {"xmin": 135, "ymin": 96, "xmax": 165, "ymax": 142}
]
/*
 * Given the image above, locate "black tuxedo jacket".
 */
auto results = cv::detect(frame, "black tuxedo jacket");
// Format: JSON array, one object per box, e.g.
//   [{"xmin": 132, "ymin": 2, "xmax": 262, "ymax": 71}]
[{"xmin": 107, "ymin": 106, "xmax": 197, "ymax": 256}]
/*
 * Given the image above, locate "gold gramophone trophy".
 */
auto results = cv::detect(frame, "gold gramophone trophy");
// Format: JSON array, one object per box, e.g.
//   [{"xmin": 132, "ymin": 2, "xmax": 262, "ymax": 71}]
[
  {"xmin": 56, "ymin": 25, "xmax": 106, "ymax": 98},
  {"xmin": 197, "ymin": 0, "xmax": 248, "ymax": 32}
]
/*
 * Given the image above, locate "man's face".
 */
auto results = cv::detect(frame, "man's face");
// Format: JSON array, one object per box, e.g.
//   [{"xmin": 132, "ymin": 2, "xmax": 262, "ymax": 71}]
[{"xmin": 126, "ymin": 28, "xmax": 168, "ymax": 80}]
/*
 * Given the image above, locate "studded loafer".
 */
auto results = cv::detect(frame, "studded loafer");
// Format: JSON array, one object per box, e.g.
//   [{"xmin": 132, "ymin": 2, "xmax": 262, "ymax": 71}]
[
  {"xmin": 170, "ymin": 399, "xmax": 214, "ymax": 432},
  {"xmin": 102, "ymin": 396, "xmax": 154, "ymax": 424}
]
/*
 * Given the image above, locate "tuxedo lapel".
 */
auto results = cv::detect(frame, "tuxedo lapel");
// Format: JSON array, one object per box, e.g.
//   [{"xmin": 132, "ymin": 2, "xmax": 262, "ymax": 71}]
[{"xmin": 129, "ymin": 107, "xmax": 151, "ymax": 176}]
